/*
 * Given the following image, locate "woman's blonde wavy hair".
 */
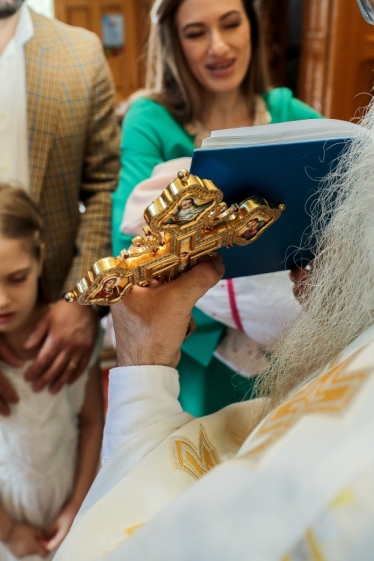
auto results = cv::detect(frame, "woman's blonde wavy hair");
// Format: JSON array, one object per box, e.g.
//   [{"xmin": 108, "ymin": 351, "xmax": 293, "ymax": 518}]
[{"xmin": 137, "ymin": 0, "xmax": 270, "ymax": 126}]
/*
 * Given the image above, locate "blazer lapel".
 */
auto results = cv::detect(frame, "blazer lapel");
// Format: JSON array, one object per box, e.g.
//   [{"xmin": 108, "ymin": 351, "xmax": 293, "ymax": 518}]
[{"xmin": 25, "ymin": 12, "xmax": 61, "ymax": 203}]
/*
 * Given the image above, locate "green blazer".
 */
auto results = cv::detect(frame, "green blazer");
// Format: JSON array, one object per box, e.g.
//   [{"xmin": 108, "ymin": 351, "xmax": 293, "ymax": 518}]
[{"xmin": 113, "ymin": 89, "xmax": 321, "ymax": 416}]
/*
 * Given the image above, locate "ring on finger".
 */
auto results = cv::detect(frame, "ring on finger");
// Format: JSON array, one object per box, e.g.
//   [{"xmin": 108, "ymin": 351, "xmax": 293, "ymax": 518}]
[{"xmin": 67, "ymin": 360, "xmax": 78, "ymax": 370}]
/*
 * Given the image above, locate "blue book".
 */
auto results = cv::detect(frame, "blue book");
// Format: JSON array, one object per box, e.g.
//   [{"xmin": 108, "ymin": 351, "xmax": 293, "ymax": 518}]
[{"xmin": 190, "ymin": 119, "xmax": 362, "ymax": 279}]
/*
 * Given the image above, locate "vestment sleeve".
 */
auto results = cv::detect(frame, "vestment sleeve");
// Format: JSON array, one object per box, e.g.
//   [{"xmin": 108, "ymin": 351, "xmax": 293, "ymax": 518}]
[
  {"xmin": 102, "ymin": 365, "xmax": 191, "ymax": 463},
  {"xmin": 63, "ymin": 35, "xmax": 120, "ymax": 293}
]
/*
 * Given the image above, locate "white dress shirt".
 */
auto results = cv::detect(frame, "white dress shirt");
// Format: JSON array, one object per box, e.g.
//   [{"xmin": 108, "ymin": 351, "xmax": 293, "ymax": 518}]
[{"xmin": 0, "ymin": 4, "xmax": 33, "ymax": 190}]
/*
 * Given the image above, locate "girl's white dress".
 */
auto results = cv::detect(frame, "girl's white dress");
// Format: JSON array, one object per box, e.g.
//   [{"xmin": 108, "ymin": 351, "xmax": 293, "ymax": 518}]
[{"xmin": 0, "ymin": 360, "xmax": 89, "ymax": 561}]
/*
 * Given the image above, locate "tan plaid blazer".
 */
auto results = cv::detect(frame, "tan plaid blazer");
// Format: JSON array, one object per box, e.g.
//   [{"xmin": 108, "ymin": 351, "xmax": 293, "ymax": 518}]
[{"xmin": 25, "ymin": 11, "xmax": 120, "ymax": 302}]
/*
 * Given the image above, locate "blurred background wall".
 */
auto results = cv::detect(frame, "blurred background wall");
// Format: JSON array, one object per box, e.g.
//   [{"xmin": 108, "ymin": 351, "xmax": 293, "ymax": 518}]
[{"xmin": 27, "ymin": 0, "xmax": 374, "ymax": 121}]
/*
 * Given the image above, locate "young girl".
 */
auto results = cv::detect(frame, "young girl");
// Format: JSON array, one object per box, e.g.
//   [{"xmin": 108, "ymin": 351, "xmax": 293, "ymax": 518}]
[{"xmin": 0, "ymin": 185, "xmax": 104, "ymax": 559}]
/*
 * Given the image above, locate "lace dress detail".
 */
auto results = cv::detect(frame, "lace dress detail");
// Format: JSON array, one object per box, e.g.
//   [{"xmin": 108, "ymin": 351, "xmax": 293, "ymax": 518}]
[
  {"xmin": 185, "ymin": 96, "xmax": 271, "ymax": 148},
  {"xmin": 0, "ymin": 361, "xmax": 88, "ymax": 561}
]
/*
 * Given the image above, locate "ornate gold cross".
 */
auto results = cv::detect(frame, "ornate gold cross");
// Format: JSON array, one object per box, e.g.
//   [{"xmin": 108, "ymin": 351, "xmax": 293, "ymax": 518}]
[{"xmin": 65, "ymin": 170, "xmax": 285, "ymax": 306}]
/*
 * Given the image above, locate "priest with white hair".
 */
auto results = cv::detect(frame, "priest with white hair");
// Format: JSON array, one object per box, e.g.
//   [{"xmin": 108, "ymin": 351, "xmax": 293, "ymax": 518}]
[{"xmin": 55, "ymin": 1, "xmax": 374, "ymax": 558}]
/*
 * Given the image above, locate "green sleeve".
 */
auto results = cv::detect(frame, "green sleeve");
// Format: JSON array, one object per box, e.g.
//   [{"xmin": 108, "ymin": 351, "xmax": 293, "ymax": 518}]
[
  {"xmin": 265, "ymin": 87, "xmax": 323, "ymax": 124},
  {"xmin": 112, "ymin": 98, "xmax": 194, "ymax": 255}
]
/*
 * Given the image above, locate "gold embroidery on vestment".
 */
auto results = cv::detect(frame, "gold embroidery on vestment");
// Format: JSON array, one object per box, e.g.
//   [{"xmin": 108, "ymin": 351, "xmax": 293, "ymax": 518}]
[
  {"xmin": 282, "ymin": 528, "xmax": 328, "ymax": 561},
  {"xmin": 329, "ymin": 487, "xmax": 355, "ymax": 508},
  {"xmin": 169, "ymin": 424, "xmax": 220, "ymax": 480},
  {"xmin": 305, "ymin": 528, "xmax": 327, "ymax": 561},
  {"xmin": 125, "ymin": 523, "xmax": 144, "ymax": 537},
  {"xmin": 243, "ymin": 351, "xmax": 369, "ymax": 462}
]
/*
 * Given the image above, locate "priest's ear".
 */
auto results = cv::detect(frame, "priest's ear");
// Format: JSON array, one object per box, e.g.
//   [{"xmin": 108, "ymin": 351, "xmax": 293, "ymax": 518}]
[{"xmin": 290, "ymin": 261, "xmax": 314, "ymax": 303}]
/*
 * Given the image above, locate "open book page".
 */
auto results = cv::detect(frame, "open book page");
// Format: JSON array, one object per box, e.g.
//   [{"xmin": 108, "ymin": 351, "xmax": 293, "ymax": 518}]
[{"xmin": 201, "ymin": 119, "xmax": 365, "ymax": 148}]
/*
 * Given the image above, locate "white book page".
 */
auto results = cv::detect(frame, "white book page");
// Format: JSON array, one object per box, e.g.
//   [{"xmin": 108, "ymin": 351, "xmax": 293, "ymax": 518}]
[{"xmin": 201, "ymin": 119, "xmax": 366, "ymax": 149}]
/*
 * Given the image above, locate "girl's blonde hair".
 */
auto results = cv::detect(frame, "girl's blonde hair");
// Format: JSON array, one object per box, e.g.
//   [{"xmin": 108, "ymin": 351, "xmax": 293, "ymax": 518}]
[
  {"xmin": 0, "ymin": 184, "xmax": 47, "ymax": 300},
  {"xmin": 140, "ymin": 0, "xmax": 269, "ymax": 125}
]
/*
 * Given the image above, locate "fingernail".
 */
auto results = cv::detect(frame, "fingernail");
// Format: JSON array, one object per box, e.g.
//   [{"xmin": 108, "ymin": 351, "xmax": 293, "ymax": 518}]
[{"xmin": 211, "ymin": 257, "xmax": 225, "ymax": 274}]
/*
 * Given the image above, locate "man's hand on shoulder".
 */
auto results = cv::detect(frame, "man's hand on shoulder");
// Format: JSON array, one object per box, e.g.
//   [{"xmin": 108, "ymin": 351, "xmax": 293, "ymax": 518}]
[
  {"xmin": 24, "ymin": 300, "xmax": 98, "ymax": 393},
  {"xmin": 112, "ymin": 256, "xmax": 225, "ymax": 369}
]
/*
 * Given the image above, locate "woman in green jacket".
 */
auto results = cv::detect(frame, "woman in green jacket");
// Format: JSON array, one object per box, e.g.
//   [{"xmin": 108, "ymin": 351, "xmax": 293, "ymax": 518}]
[{"xmin": 112, "ymin": 0, "xmax": 322, "ymax": 416}]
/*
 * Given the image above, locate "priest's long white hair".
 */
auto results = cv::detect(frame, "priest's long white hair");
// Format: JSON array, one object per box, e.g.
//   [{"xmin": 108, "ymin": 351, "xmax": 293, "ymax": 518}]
[{"xmin": 256, "ymin": 99, "xmax": 374, "ymax": 408}]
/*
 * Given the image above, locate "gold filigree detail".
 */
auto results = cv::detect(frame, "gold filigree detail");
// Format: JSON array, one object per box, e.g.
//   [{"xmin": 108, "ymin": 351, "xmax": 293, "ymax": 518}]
[
  {"xmin": 169, "ymin": 424, "xmax": 220, "ymax": 480},
  {"xmin": 65, "ymin": 170, "xmax": 285, "ymax": 306},
  {"xmin": 243, "ymin": 351, "xmax": 369, "ymax": 462}
]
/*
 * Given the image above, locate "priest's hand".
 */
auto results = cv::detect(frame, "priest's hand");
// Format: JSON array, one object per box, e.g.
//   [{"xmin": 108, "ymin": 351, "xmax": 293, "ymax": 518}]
[{"xmin": 112, "ymin": 256, "xmax": 225, "ymax": 368}]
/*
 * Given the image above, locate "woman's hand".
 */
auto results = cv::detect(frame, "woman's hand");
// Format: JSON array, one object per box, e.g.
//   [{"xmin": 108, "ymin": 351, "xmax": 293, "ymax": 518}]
[
  {"xmin": 112, "ymin": 256, "xmax": 225, "ymax": 369},
  {"xmin": 42, "ymin": 501, "xmax": 79, "ymax": 552},
  {"xmin": 4, "ymin": 523, "xmax": 48, "ymax": 558}
]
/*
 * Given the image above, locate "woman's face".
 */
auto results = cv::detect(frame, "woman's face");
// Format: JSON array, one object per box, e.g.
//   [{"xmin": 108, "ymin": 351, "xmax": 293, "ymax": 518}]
[{"xmin": 175, "ymin": 0, "xmax": 251, "ymax": 95}]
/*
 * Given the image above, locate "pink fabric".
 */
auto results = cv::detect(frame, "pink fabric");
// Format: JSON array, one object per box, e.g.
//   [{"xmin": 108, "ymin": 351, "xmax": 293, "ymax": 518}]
[
  {"xmin": 120, "ymin": 158, "xmax": 192, "ymax": 237},
  {"xmin": 227, "ymin": 278, "xmax": 245, "ymax": 333}
]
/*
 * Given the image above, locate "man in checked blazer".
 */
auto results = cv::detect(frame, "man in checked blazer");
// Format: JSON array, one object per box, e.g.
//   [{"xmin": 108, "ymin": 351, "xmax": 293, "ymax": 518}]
[{"xmin": 0, "ymin": 0, "xmax": 120, "ymax": 413}]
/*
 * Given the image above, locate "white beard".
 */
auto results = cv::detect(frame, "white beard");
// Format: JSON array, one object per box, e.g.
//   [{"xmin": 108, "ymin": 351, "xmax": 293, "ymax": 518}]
[{"xmin": 255, "ymin": 97, "xmax": 374, "ymax": 410}]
